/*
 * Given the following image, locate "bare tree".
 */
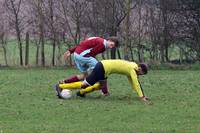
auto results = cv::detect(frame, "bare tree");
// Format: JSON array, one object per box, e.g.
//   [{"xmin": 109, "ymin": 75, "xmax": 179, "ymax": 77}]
[
  {"xmin": 38, "ymin": 0, "xmax": 45, "ymax": 66},
  {"xmin": 59, "ymin": 0, "xmax": 89, "ymax": 44},
  {"xmin": 141, "ymin": 0, "xmax": 176, "ymax": 63},
  {"xmin": 1, "ymin": 0, "xmax": 199, "ymax": 66},
  {"xmin": 57, "ymin": 0, "xmax": 89, "ymax": 66},
  {"xmin": 46, "ymin": 0, "xmax": 58, "ymax": 66},
  {"xmin": 6, "ymin": 0, "xmax": 24, "ymax": 66},
  {"xmin": 0, "ymin": 0, "xmax": 8, "ymax": 66},
  {"xmin": 137, "ymin": 0, "xmax": 144, "ymax": 62},
  {"xmin": 175, "ymin": 0, "xmax": 200, "ymax": 62},
  {"xmin": 148, "ymin": 6, "xmax": 161, "ymax": 61},
  {"xmin": 25, "ymin": 32, "xmax": 29, "ymax": 66},
  {"xmin": 0, "ymin": 32, "xmax": 8, "ymax": 66},
  {"xmin": 105, "ymin": 0, "xmax": 136, "ymax": 59},
  {"xmin": 124, "ymin": 0, "xmax": 131, "ymax": 60},
  {"xmin": 29, "ymin": 0, "xmax": 46, "ymax": 66}
]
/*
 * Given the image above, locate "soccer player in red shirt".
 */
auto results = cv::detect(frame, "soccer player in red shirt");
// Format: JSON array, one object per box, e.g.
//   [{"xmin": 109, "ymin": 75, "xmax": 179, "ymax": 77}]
[{"xmin": 60, "ymin": 36, "xmax": 119, "ymax": 96}]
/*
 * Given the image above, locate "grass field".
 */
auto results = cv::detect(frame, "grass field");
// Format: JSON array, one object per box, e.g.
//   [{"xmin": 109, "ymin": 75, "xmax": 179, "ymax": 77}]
[{"xmin": 0, "ymin": 68, "xmax": 200, "ymax": 133}]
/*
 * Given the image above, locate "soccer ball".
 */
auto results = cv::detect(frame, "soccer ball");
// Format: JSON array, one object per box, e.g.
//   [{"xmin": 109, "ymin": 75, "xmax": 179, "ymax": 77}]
[{"xmin": 60, "ymin": 89, "xmax": 72, "ymax": 99}]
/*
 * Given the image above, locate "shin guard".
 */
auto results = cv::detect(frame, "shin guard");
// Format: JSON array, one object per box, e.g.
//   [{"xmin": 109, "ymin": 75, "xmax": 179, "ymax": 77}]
[
  {"xmin": 80, "ymin": 83, "xmax": 100, "ymax": 94},
  {"xmin": 59, "ymin": 81, "xmax": 82, "ymax": 90}
]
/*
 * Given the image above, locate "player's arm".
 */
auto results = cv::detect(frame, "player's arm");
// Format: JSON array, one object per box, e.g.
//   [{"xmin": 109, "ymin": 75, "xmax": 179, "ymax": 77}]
[
  {"xmin": 68, "ymin": 46, "xmax": 77, "ymax": 54},
  {"xmin": 127, "ymin": 71, "xmax": 148, "ymax": 101},
  {"xmin": 63, "ymin": 46, "xmax": 77, "ymax": 60}
]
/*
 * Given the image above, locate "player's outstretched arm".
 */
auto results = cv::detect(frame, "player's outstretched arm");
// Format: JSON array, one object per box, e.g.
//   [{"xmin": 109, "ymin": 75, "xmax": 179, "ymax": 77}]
[{"xmin": 64, "ymin": 50, "xmax": 71, "ymax": 60}]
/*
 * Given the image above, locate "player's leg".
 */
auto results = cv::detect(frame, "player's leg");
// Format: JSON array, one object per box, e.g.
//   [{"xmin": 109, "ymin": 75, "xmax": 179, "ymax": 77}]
[
  {"xmin": 59, "ymin": 81, "xmax": 82, "ymax": 89},
  {"xmin": 54, "ymin": 81, "xmax": 101, "ymax": 98},
  {"xmin": 77, "ymin": 62, "xmax": 106, "ymax": 96},
  {"xmin": 99, "ymin": 80, "xmax": 109, "ymax": 96},
  {"xmin": 79, "ymin": 82, "xmax": 101, "ymax": 95},
  {"xmin": 56, "ymin": 61, "xmax": 97, "ymax": 93},
  {"xmin": 56, "ymin": 61, "xmax": 100, "ymax": 94},
  {"xmin": 87, "ymin": 57, "xmax": 109, "ymax": 95},
  {"xmin": 59, "ymin": 54, "xmax": 88, "ymax": 84},
  {"xmin": 53, "ymin": 82, "xmax": 82, "ymax": 98},
  {"xmin": 60, "ymin": 75, "xmax": 79, "ymax": 84},
  {"xmin": 76, "ymin": 69, "xmax": 98, "ymax": 97},
  {"xmin": 60, "ymin": 72, "xmax": 88, "ymax": 84}
]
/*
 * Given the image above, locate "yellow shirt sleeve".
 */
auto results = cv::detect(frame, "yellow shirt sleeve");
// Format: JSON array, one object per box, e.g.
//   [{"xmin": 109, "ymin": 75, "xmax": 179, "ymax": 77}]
[
  {"xmin": 127, "ymin": 70, "xmax": 144, "ymax": 97},
  {"xmin": 101, "ymin": 60, "xmax": 145, "ymax": 97}
]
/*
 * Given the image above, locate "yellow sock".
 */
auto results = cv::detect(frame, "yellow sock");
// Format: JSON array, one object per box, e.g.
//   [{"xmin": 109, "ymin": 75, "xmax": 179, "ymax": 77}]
[
  {"xmin": 59, "ymin": 81, "xmax": 82, "ymax": 90},
  {"xmin": 80, "ymin": 83, "xmax": 100, "ymax": 94}
]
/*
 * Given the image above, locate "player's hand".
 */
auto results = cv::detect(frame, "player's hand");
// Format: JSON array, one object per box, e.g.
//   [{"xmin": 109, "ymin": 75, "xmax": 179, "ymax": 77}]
[
  {"xmin": 141, "ymin": 96, "xmax": 149, "ymax": 101},
  {"xmin": 140, "ymin": 96, "xmax": 153, "ymax": 105},
  {"xmin": 64, "ymin": 50, "xmax": 71, "ymax": 60},
  {"xmin": 101, "ymin": 92, "xmax": 110, "ymax": 96},
  {"xmin": 59, "ymin": 80, "xmax": 66, "ymax": 84}
]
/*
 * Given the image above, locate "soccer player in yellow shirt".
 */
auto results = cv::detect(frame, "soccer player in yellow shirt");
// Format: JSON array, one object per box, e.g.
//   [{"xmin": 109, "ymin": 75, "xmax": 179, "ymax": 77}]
[{"xmin": 54, "ymin": 59, "xmax": 149, "ymax": 102}]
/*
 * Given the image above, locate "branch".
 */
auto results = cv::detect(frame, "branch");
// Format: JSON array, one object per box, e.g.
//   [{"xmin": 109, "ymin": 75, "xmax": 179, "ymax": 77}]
[{"xmin": 16, "ymin": 0, "xmax": 22, "ymax": 15}]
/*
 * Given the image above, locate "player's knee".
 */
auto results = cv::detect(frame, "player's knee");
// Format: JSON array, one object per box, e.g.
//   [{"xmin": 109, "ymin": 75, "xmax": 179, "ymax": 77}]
[
  {"xmin": 81, "ymin": 83, "xmax": 89, "ymax": 89},
  {"xmin": 77, "ymin": 73, "xmax": 88, "ymax": 80}
]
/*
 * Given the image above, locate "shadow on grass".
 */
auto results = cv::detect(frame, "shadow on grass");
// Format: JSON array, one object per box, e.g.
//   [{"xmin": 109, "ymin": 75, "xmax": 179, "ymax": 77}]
[{"xmin": 73, "ymin": 94, "xmax": 141, "ymax": 103}]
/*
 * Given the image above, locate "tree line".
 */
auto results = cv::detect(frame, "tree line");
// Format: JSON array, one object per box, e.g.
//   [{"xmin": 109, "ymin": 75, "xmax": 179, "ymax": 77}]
[{"xmin": 0, "ymin": 0, "xmax": 199, "ymax": 66}]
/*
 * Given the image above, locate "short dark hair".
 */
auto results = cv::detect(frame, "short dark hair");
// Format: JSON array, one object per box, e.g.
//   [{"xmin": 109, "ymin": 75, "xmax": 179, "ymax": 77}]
[
  {"xmin": 107, "ymin": 36, "xmax": 119, "ymax": 47},
  {"xmin": 138, "ymin": 63, "xmax": 148, "ymax": 74}
]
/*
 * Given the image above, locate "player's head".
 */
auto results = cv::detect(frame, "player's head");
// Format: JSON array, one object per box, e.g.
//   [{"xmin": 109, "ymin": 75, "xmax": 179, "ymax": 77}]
[
  {"xmin": 136, "ymin": 63, "xmax": 148, "ymax": 75},
  {"xmin": 106, "ymin": 36, "xmax": 119, "ymax": 48}
]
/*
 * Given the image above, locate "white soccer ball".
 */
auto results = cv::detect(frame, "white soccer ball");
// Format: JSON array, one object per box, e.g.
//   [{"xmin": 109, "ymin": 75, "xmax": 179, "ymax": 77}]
[{"xmin": 60, "ymin": 89, "xmax": 72, "ymax": 99}]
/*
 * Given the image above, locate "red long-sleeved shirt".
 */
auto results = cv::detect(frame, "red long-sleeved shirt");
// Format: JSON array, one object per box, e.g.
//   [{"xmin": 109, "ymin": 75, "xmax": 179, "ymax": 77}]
[{"xmin": 68, "ymin": 37, "xmax": 106, "ymax": 57}]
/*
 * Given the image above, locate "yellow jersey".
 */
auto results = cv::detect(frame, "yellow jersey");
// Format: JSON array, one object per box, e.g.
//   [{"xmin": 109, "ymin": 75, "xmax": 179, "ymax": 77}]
[{"xmin": 101, "ymin": 60, "xmax": 144, "ymax": 97}]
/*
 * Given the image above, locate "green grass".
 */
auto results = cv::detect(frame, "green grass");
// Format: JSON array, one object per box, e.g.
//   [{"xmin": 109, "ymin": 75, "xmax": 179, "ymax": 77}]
[{"xmin": 0, "ymin": 68, "xmax": 200, "ymax": 133}]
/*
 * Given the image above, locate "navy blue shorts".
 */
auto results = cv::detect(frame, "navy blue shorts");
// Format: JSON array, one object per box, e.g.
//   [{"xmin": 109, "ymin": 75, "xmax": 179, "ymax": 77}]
[{"xmin": 85, "ymin": 62, "xmax": 105, "ymax": 85}]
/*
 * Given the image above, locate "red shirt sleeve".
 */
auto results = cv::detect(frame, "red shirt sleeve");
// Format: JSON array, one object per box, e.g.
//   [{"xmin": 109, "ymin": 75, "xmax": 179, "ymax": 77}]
[{"xmin": 68, "ymin": 46, "xmax": 77, "ymax": 54}]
